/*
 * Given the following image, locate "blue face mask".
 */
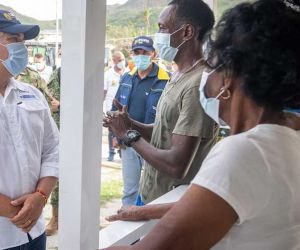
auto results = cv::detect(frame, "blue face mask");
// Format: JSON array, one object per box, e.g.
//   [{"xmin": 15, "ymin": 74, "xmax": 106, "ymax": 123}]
[
  {"xmin": 0, "ymin": 42, "xmax": 28, "ymax": 77},
  {"xmin": 132, "ymin": 55, "xmax": 151, "ymax": 71}
]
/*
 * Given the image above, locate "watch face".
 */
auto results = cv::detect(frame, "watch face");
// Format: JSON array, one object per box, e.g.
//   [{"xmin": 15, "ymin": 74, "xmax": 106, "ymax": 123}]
[{"xmin": 127, "ymin": 131, "xmax": 136, "ymax": 139}]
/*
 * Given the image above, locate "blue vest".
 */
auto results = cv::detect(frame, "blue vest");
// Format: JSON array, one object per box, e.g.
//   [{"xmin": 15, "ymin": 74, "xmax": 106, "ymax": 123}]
[{"xmin": 113, "ymin": 63, "xmax": 170, "ymax": 124}]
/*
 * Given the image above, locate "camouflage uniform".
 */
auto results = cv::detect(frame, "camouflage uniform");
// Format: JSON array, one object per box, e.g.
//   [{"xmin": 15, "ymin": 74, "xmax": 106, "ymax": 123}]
[
  {"xmin": 16, "ymin": 67, "xmax": 52, "ymax": 106},
  {"xmin": 47, "ymin": 67, "xmax": 61, "ymax": 208},
  {"xmin": 48, "ymin": 67, "xmax": 61, "ymax": 129}
]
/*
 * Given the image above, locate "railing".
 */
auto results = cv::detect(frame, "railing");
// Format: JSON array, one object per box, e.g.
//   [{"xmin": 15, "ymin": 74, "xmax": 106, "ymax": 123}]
[{"xmin": 99, "ymin": 185, "xmax": 188, "ymax": 248}]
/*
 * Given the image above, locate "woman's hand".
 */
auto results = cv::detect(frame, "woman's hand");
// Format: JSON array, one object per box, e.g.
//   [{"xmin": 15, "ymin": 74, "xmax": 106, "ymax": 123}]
[{"xmin": 106, "ymin": 206, "xmax": 149, "ymax": 222}]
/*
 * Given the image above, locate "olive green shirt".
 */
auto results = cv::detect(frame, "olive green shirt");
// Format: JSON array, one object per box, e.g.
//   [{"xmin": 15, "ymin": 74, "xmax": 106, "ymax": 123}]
[{"xmin": 139, "ymin": 62, "xmax": 217, "ymax": 203}]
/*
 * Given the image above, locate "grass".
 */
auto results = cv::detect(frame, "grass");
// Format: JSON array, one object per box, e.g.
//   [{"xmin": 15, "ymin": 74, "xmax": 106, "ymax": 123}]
[{"xmin": 100, "ymin": 179, "xmax": 123, "ymax": 205}]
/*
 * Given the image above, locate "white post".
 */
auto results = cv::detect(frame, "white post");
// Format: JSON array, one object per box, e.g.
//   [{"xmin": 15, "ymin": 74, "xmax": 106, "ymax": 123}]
[{"xmin": 59, "ymin": 0, "xmax": 106, "ymax": 249}]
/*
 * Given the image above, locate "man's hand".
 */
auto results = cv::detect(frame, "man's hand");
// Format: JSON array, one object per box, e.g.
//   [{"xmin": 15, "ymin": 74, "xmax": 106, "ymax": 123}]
[
  {"xmin": 112, "ymin": 99, "xmax": 123, "ymax": 112},
  {"xmin": 106, "ymin": 206, "xmax": 149, "ymax": 222},
  {"xmin": 10, "ymin": 193, "xmax": 45, "ymax": 232},
  {"xmin": 103, "ymin": 99, "xmax": 132, "ymax": 139},
  {"xmin": 0, "ymin": 194, "xmax": 22, "ymax": 218},
  {"xmin": 51, "ymin": 97, "xmax": 60, "ymax": 112}
]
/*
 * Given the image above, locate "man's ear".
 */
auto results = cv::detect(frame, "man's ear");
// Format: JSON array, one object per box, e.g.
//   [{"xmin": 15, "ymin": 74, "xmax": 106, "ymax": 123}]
[
  {"xmin": 151, "ymin": 50, "xmax": 157, "ymax": 60},
  {"xmin": 183, "ymin": 24, "xmax": 195, "ymax": 41}
]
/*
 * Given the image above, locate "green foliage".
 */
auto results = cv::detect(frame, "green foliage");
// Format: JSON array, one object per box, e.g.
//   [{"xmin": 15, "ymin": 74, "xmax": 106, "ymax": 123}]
[
  {"xmin": 100, "ymin": 180, "xmax": 123, "ymax": 205},
  {"xmin": 105, "ymin": 0, "xmax": 248, "ymax": 48},
  {"xmin": 1, "ymin": 0, "xmax": 249, "ymax": 45}
]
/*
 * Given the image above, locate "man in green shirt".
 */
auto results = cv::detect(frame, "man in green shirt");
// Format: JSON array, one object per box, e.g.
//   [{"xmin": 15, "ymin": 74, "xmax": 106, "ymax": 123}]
[{"xmin": 105, "ymin": 0, "xmax": 217, "ymax": 204}]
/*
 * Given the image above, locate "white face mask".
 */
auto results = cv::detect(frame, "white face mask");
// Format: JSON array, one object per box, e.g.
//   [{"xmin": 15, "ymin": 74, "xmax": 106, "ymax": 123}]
[
  {"xmin": 35, "ymin": 62, "xmax": 45, "ymax": 71},
  {"xmin": 154, "ymin": 26, "xmax": 187, "ymax": 62},
  {"xmin": 116, "ymin": 60, "xmax": 126, "ymax": 70},
  {"xmin": 199, "ymin": 69, "xmax": 228, "ymax": 126}
]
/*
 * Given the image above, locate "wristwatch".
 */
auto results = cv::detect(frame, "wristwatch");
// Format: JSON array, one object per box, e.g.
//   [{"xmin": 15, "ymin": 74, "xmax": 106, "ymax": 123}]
[{"xmin": 122, "ymin": 130, "xmax": 141, "ymax": 147}]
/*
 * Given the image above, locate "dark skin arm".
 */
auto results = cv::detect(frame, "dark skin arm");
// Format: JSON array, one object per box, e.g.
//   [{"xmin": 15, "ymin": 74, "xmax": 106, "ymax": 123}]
[
  {"xmin": 130, "ymin": 119, "xmax": 153, "ymax": 143},
  {"xmin": 101, "ymin": 185, "xmax": 237, "ymax": 250},
  {"xmin": 106, "ymin": 203, "xmax": 174, "ymax": 222},
  {"xmin": 131, "ymin": 135, "xmax": 198, "ymax": 178},
  {"xmin": 104, "ymin": 100, "xmax": 199, "ymax": 179}
]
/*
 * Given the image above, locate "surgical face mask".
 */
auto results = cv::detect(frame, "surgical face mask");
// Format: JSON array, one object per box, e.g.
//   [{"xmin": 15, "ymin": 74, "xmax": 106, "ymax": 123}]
[
  {"xmin": 116, "ymin": 60, "xmax": 126, "ymax": 70},
  {"xmin": 199, "ymin": 69, "xmax": 228, "ymax": 126},
  {"xmin": 154, "ymin": 26, "xmax": 186, "ymax": 62},
  {"xmin": 35, "ymin": 62, "xmax": 45, "ymax": 71},
  {"xmin": 132, "ymin": 55, "xmax": 151, "ymax": 71},
  {"xmin": 0, "ymin": 42, "xmax": 28, "ymax": 77}
]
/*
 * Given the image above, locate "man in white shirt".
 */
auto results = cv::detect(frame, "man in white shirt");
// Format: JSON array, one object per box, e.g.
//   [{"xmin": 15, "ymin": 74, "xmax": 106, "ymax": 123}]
[
  {"xmin": 0, "ymin": 10, "xmax": 59, "ymax": 250},
  {"xmin": 32, "ymin": 53, "xmax": 53, "ymax": 83},
  {"xmin": 104, "ymin": 51, "xmax": 125, "ymax": 161}
]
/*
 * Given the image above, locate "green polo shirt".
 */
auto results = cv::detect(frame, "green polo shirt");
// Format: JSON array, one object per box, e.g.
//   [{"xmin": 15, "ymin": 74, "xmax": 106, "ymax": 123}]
[{"xmin": 139, "ymin": 61, "xmax": 217, "ymax": 204}]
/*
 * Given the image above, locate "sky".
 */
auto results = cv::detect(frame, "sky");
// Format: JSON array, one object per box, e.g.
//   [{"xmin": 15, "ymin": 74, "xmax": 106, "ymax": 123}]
[{"xmin": 0, "ymin": 0, "xmax": 128, "ymax": 20}]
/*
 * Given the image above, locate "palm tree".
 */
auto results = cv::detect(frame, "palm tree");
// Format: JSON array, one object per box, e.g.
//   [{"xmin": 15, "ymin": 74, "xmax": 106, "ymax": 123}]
[{"xmin": 143, "ymin": 0, "xmax": 151, "ymax": 35}]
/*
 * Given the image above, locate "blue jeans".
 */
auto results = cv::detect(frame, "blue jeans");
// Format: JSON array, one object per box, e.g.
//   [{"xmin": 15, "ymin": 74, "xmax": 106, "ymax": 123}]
[
  {"xmin": 5, "ymin": 233, "xmax": 46, "ymax": 250},
  {"xmin": 108, "ymin": 131, "xmax": 115, "ymax": 157},
  {"xmin": 121, "ymin": 147, "xmax": 143, "ymax": 206}
]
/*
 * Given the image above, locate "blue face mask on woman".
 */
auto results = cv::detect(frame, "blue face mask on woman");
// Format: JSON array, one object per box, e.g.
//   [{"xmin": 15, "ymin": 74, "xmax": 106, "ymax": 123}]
[
  {"xmin": 0, "ymin": 42, "xmax": 28, "ymax": 77},
  {"xmin": 132, "ymin": 55, "xmax": 151, "ymax": 71}
]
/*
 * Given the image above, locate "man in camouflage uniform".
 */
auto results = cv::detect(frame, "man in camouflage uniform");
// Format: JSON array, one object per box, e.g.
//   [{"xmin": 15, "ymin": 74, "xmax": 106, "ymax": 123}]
[
  {"xmin": 45, "ymin": 67, "xmax": 61, "ymax": 236},
  {"xmin": 16, "ymin": 66, "xmax": 52, "ymax": 103}
]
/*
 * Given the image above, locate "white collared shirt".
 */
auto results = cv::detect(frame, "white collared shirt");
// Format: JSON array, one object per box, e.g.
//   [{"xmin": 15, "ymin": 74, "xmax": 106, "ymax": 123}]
[
  {"xmin": 104, "ymin": 67, "xmax": 122, "ymax": 112},
  {"xmin": 0, "ymin": 78, "xmax": 59, "ymax": 249}
]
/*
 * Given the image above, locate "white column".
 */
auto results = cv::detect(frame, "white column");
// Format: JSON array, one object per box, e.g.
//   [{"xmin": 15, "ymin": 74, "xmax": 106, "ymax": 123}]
[{"xmin": 59, "ymin": 0, "xmax": 106, "ymax": 249}]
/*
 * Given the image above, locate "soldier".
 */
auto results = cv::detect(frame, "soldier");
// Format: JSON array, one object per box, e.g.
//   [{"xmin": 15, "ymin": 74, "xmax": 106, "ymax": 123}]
[
  {"xmin": 16, "ymin": 66, "xmax": 52, "ymax": 101},
  {"xmin": 45, "ymin": 67, "xmax": 61, "ymax": 236}
]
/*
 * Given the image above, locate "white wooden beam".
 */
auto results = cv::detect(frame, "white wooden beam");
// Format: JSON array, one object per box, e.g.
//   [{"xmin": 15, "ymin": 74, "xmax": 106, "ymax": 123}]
[
  {"xmin": 99, "ymin": 185, "xmax": 188, "ymax": 248},
  {"xmin": 59, "ymin": 0, "xmax": 106, "ymax": 249}
]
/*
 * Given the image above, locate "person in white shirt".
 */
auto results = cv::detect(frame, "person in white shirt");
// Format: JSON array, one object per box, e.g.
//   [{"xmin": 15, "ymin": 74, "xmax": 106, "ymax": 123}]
[
  {"xmin": 104, "ymin": 51, "xmax": 125, "ymax": 161},
  {"xmin": 32, "ymin": 53, "xmax": 53, "ymax": 83},
  {"xmin": 0, "ymin": 10, "xmax": 59, "ymax": 250},
  {"xmin": 102, "ymin": 0, "xmax": 300, "ymax": 249}
]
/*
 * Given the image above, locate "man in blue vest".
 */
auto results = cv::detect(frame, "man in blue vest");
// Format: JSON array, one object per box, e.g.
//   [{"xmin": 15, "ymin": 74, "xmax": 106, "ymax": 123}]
[{"xmin": 112, "ymin": 36, "xmax": 169, "ymax": 206}]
